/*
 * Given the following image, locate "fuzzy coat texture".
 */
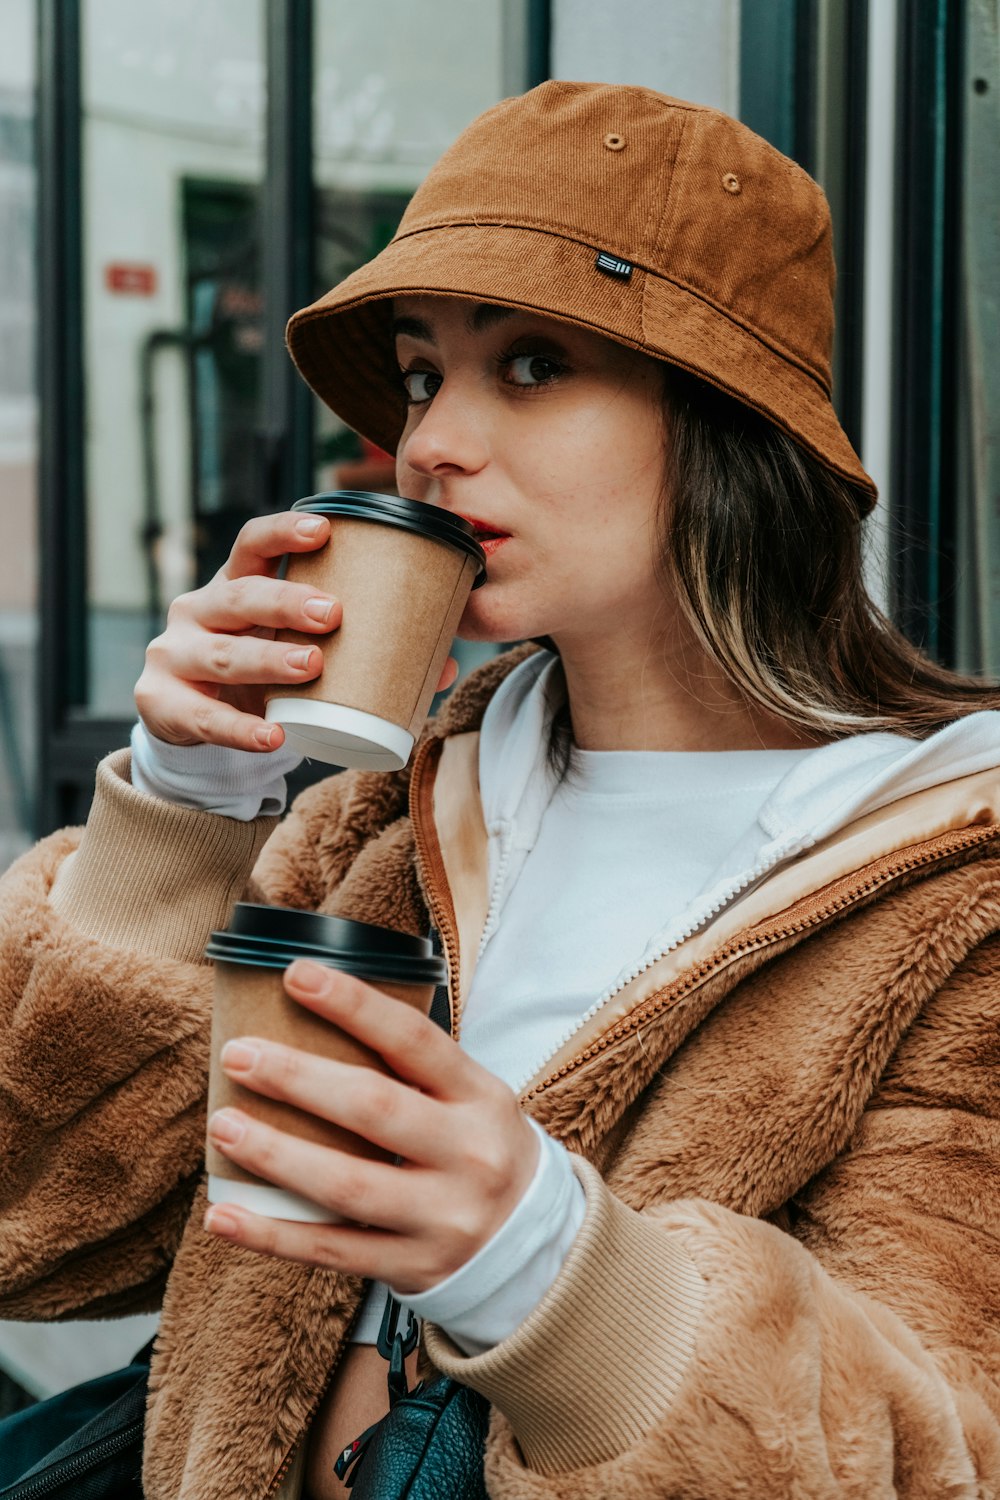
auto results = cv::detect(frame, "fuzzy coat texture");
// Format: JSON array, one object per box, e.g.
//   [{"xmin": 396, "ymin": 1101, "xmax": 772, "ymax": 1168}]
[{"xmin": 0, "ymin": 646, "xmax": 998, "ymax": 1499}]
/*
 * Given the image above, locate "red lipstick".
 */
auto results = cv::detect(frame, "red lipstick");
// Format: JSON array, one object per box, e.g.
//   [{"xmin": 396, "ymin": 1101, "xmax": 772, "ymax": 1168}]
[{"xmin": 456, "ymin": 513, "xmax": 511, "ymax": 557}]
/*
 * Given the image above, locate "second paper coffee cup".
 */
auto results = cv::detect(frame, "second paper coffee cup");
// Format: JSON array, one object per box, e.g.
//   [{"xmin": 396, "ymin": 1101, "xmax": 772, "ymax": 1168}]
[
  {"xmin": 264, "ymin": 491, "xmax": 487, "ymax": 771},
  {"xmin": 205, "ymin": 902, "xmax": 447, "ymax": 1222}
]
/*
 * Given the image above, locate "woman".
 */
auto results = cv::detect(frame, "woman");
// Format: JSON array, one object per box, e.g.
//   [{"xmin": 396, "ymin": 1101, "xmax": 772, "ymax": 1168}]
[{"xmin": 2, "ymin": 81, "xmax": 999, "ymax": 1500}]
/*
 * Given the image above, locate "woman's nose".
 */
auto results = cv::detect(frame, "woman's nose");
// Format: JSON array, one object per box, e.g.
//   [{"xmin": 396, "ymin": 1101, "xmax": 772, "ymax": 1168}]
[{"xmin": 398, "ymin": 385, "xmax": 488, "ymax": 481}]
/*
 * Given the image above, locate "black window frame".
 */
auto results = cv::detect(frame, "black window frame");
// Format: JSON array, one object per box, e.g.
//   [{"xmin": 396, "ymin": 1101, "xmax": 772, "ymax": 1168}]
[
  {"xmin": 36, "ymin": 0, "xmax": 316, "ymax": 833},
  {"xmin": 35, "ymin": 0, "xmax": 549, "ymax": 834}
]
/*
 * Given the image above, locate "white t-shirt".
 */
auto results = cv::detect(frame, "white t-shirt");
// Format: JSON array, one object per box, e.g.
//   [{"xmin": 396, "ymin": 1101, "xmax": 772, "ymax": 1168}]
[{"xmin": 462, "ymin": 742, "xmax": 810, "ymax": 1095}]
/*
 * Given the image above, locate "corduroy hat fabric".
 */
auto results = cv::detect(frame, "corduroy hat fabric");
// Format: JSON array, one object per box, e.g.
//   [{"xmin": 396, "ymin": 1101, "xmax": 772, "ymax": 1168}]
[{"xmin": 287, "ymin": 81, "xmax": 876, "ymax": 510}]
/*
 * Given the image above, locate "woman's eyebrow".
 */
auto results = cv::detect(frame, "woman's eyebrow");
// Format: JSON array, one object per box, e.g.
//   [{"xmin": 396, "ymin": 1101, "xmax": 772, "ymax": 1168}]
[
  {"xmin": 391, "ymin": 305, "xmax": 518, "ymax": 344},
  {"xmin": 466, "ymin": 303, "xmax": 516, "ymax": 333},
  {"xmin": 391, "ymin": 315, "xmax": 434, "ymax": 343}
]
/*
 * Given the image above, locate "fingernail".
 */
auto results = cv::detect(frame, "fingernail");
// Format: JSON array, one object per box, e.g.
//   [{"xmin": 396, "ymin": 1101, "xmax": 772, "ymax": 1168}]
[
  {"xmin": 208, "ymin": 1110, "xmax": 245, "ymax": 1145},
  {"xmin": 303, "ymin": 597, "xmax": 334, "ymax": 623},
  {"xmin": 255, "ymin": 725, "xmax": 278, "ymax": 748},
  {"xmin": 285, "ymin": 647, "xmax": 315, "ymax": 670},
  {"xmin": 295, "ymin": 516, "xmax": 324, "ymax": 536},
  {"xmin": 205, "ymin": 1207, "xmax": 239, "ymax": 1235},
  {"xmin": 287, "ymin": 959, "xmax": 327, "ymax": 994},
  {"xmin": 221, "ymin": 1040, "xmax": 260, "ymax": 1073}
]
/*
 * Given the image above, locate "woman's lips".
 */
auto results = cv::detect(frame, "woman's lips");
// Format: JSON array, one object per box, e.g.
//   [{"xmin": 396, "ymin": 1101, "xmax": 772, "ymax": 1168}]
[
  {"xmin": 457, "ymin": 512, "xmax": 510, "ymax": 537},
  {"xmin": 478, "ymin": 535, "xmax": 510, "ymax": 558},
  {"xmin": 456, "ymin": 513, "xmax": 512, "ymax": 557}
]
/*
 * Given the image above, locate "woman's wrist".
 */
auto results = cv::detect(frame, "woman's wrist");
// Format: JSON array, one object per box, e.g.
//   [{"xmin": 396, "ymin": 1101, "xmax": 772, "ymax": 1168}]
[
  {"xmin": 131, "ymin": 719, "xmax": 303, "ymax": 821},
  {"xmin": 396, "ymin": 1120, "xmax": 585, "ymax": 1354}
]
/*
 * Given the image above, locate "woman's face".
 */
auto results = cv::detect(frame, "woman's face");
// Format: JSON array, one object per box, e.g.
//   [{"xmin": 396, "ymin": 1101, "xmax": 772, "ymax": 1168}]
[{"xmin": 393, "ymin": 296, "xmax": 670, "ymax": 647}]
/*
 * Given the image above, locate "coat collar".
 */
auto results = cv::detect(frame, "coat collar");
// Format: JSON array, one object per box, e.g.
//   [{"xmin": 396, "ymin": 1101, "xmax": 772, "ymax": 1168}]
[{"xmin": 411, "ymin": 717, "xmax": 1000, "ymax": 1129}]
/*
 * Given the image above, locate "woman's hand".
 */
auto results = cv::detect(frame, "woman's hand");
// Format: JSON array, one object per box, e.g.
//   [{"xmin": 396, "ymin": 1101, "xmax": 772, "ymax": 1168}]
[
  {"xmin": 135, "ymin": 510, "xmax": 460, "ymax": 753},
  {"xmin": 135, "ymin": 512, "xmax": 340, "ymax": 751},
  {"xmin": 202, "ymin": 959, "xmax": 539, "ymax": 1293}
]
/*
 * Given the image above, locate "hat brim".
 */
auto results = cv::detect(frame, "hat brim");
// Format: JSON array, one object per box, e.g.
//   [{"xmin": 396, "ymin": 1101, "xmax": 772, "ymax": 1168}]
[{"xmin": 287, "ymin": 224, "xmax": 876, "ymax": 510}]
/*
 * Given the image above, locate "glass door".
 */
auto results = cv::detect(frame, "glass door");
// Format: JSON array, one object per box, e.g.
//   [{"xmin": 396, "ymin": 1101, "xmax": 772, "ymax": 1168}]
[
  {"xmin": 37, "ymin": 0, "xmax": 523, "ymax": 831},
  {"xmin": 82, "ymin": 0, "xmax": 268, "ymax": 720},
  {"xmin": 0, "ymin": 0, "xmax": 36, "ymax": 869}
]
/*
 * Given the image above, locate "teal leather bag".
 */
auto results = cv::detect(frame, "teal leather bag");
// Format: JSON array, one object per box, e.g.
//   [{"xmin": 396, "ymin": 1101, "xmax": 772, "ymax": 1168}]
[{"xmin": 334, "ymin": 1298, "xmax": 489, "ymax": 1499}]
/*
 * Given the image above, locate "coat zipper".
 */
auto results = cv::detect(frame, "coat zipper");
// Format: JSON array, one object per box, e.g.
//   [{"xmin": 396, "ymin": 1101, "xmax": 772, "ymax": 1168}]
[
  {"xmin": 507, "ymin": 829, "xmax": 811, "ymax": 1093},
  {"xmin": 478, "ymin": 822, "xmax": 515, "ymax": 956},
  {"xmin": 262, "ymin": 1304, "xmax": 361, "ymax": 1500},
  {"xmin": 410, "ymin": 737, "xmax": 465, "ymax": 1040},
  {"xmin": 521, "ymin": 821, "xmax": 1000, "ymax": 1101}
]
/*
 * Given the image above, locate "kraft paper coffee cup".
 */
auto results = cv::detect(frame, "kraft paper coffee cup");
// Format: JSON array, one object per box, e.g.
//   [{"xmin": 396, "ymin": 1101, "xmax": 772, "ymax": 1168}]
[
  {"xmin": 264, "ymin": 491, "xmax": 487, "ymax": 771},
  {"xmin": 205, "ymin": 902, "xmax": 447, "ymax": 1222}
]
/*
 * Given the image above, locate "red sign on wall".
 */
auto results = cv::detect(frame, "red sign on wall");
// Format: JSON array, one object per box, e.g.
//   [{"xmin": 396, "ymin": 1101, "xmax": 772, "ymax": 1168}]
[{"xmin": 104, "ymin": 262, "xmax": 158, "ymax": 296}]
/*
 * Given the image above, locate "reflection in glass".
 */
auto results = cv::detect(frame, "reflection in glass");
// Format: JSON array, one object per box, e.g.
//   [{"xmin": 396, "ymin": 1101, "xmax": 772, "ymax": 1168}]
[
  {"xmin": 0, "ymin": 0, "xmax": 37, "ymax": 869},
  {"xmin": 82, "ymin": 0, "xmax": 266, "ymax": 716},
  {"xmin": 312, "ymin": 0, "xmax": 505, "ymax": 497},
  {"xmin": 311, "ymin": 1, "xmax": 506, "ymax": 687}
]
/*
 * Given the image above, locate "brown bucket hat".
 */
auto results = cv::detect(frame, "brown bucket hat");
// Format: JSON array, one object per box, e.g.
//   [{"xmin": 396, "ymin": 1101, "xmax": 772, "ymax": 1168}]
[{"xmin": 287, "ymin": 80, "xmax": 876, "ymax": 510}]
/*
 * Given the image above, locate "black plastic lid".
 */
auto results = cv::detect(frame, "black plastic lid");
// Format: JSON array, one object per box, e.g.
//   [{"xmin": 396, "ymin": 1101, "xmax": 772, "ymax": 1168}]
[
  {"xmin": 292, "ymin": 491, "xmax": 487, "ymax": 588},
  {"xmin": 205, "ymin": 903, "xmax": 447, "ymax": 986}
]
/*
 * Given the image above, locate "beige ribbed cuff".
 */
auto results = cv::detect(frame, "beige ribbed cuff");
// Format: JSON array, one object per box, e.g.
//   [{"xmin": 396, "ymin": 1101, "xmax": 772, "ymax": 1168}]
[
  {"xmin": 423, "ymin": 1156, "xmax": 706, "ymax": 1474},
  {"xmin": 49, "ymin": 749, "xmax": 278, "ymax": 964}
]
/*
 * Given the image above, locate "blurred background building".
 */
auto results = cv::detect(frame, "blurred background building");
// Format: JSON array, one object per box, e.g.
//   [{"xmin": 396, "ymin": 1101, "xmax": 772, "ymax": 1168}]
[{"xmin": 0, "ymin": 0, "xmax": 997, "ymax": 1408}]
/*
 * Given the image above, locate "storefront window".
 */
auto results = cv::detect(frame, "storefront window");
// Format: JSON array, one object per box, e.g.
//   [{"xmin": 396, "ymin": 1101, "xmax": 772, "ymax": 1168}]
[
  {"xmin": 0, "ymin": 0, "xmax": 36, "ymax": 871},
  {"xmin": 311, "ymin": 0, "xmax": 507, "ymax": 682},
  {"xmin": 82, "ymin": 0, "xmax": 266, "ymax": 716},
  {"xmin": 76, "ymin": 0, "xmax": 511, "ymax": 722},
  {"xmin": 955, "ymin": 6, "xmax": 1000, "ymax": 676},
  {"xmin": 312, "ymin": 0, "xmax": 506, "ymax": 497}
]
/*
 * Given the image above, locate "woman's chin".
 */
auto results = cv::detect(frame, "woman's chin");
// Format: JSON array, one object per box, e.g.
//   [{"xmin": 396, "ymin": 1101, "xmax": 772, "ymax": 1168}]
[{"xmin": 456, "ymin": 592, "xmax": 546, "ymax": 645}]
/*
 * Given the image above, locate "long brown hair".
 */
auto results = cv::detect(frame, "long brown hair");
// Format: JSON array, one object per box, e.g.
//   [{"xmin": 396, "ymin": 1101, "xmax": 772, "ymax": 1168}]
[
  {"xmin": 547, "ymin": 366, "xmax": 998, "ymax": 774},
  {"xmin": 660, "ymin": 368, "xmax": 999, "ymax": 739}
]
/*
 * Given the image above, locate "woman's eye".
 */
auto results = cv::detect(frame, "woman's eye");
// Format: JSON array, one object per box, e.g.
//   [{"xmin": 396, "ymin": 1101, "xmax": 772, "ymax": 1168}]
[
  {"xmin": 503, "ymin": 354, "xmax": 563, "ymax": 388},
  {"xmin": 401, "ymin": 369, "xmax": 442, "ymax": 403}
]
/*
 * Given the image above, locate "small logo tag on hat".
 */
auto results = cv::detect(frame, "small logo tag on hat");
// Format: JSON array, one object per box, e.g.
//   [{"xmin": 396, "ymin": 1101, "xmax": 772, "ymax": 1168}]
[{"xmin": 595, "ymin": 251, "xmax": 633, "ymax": 280}]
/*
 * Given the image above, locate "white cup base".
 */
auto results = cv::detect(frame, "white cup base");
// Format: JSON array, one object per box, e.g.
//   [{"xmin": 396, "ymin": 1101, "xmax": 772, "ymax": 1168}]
[
  {"xmin": 265, "ymin": 699, "xmax": 414, "ymax": 771},
  {"xmin": 207, "ymin": 1174, "xmax": 344, "ymax": 1224}
]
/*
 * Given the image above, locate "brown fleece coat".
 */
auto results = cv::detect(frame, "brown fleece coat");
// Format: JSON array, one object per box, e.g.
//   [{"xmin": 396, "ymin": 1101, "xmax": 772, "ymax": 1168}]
[{"xmin": 1, "ymin": 647, "xmax": 999, "ymax": 1498}]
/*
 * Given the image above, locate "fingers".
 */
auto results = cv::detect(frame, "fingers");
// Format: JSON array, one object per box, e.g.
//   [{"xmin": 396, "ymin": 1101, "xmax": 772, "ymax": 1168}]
[
  {"xmin": 218, "ymin": 1037, "xmax": 448, "ymax": 1164},
  {"xmin": 203, "ymin": 1201, "xmax": 407, "ymax": 1278},
  {"xmin": 139, "ymin": 683, "xmax": 281, "ymax": 751},
  {"xmin": 135, "ymin": 507, "xmax": 456, "ymax": 752},
  {"xmin": 167, "ymin": 574, "xmax": 342, "ymax": 637},
  {"xmin": 205, "ymin": 1108, "xmax": 424, "ymax": 1234},
  {"xmin": 283, "ymin": 961, "xmax": 486, "ymax": 1101},
  {"xmin": 203, "ymin": 1104, "xmax": 529, "ymax": 1288},
  {"xmin": 134, "ymin": 658, "xmax": 288, "ymax": 752},
  {"xmin": 145, "ymin": 619, "xmax": 328, "ymax": 688},
  {"xmin": 223, "ymin": 511, "xmax": 331, "ymax": 581},
  {"xmin": 206, "ymin": 980, "xmax": 542, "ymax": 1289},
  {"xmin": 135, "ymin": 561, "xmax": 342, "ymax": 748}
]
